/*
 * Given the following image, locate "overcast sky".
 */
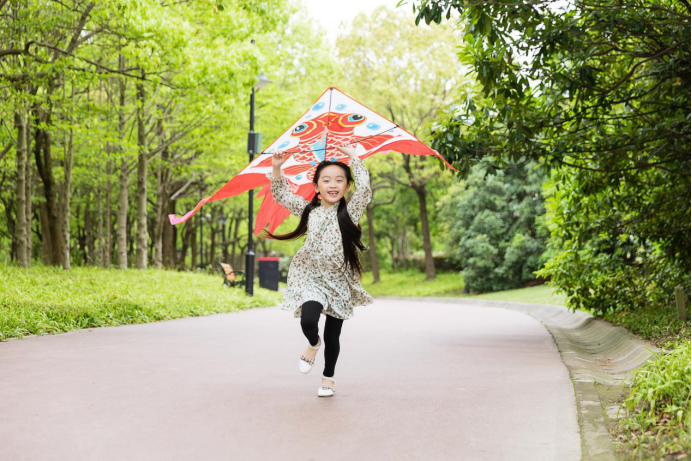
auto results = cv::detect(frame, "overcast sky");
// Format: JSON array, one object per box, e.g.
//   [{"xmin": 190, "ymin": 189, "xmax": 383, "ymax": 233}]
[{"xmin": 299, "ymin": 0, "xmax": 407, "ymax": 44}]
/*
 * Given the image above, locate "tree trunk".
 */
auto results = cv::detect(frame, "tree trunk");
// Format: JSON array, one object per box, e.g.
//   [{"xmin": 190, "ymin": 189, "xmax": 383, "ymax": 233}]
[
  {"xmin": 231, "ymin": 213, "xmax": 241, "ymax": 267},
  {"xmin": 14, "ymin": 112, "xmax": 28, "ymax": 267},
  {"xmin": 116, "ymin": 161, "xmax": 130, "ymax": 269},
  {"xmin": 366, "ymin": 202, "xmax": 379, "ymax": 283},
  {"xmin": 414, "ymin": 185, "xmax": 435, "ymax": 279},
  {"xmin": 162, "ymin": 199, "xmax": 175, "ymax": 267},
  {"xmin": 220, "ymin": 217, "xmax": 228, "ymax": 262},
  {"xmin": 104, "ymin": 159, "xmax": 112, "ymax": 268},
  {"xmin": 86, "ymin": 194, "xmax": 95, "ymax": 265},
  {"xmin": 135, "ymin": 76, "xmax": 148, "ymax": 269},
  {"xmin": 25, "ymin": 120, "xmax": 33, "ymax": 262},
  {"xmin": 190, "ymin": 219, "xmax": 198, "ymax": 269},
  {"xmin": 59, "ymin": 103, "xmax": 75, "ymax": 270},
  {"xmin": 39, "ymin": 201, "xmax": 52, "ymax": 264},
  {"xmin": 25, "ymin": 149, "xmax": 33, "ymax": 262},
  {"xmin": 180, "ymin": 221, "xmax": 191, "ymax": 269},
  {"xmin": 115, "ymin": 58, "xmax": 129, "ymax": 269},
  {"xmin": 209, "ymin": 216, "xmax": 217, "ymax": 264},
  {"xmin": 96, "ymin": 185, "xmax": 103, "ymax": 266},
  {"xmin": 402, "ymin": 155, "xmax": 435, "ymax": 279},
  {"xmin": 153, "ymin": 120, "xmax": 168, "ymax": 270},
  {"xmin": 34, "ymin": 125, "xmax": 62, "ymax": 266},
  {"xmin": 3, "ymin": 197, "xmax": 16, "ymax": 261}
]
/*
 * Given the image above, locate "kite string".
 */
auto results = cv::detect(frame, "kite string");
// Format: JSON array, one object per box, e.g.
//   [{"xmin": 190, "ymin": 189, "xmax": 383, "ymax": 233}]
[{"xmin": 258, "ymin": 124, "xmax": 400, "ymax": 157}]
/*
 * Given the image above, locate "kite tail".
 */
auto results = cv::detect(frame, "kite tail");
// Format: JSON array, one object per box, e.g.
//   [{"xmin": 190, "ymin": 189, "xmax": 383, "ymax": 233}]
[{"xmin": 168, "ymin": 172, "xmax": 268, "ymax": 225}]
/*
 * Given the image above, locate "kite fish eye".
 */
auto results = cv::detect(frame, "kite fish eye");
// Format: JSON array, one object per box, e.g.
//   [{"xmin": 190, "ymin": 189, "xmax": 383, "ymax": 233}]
[
  {"xmin": 337, "ymin": 112, "xmax": 367, "ymax": 129},
  {"xmin": 292, "ymin": 120, "xmax": 319, "ymax": 137},
  {"xmin": 293, "ymin": 123, "xmax": 308, "ymax": 134}
]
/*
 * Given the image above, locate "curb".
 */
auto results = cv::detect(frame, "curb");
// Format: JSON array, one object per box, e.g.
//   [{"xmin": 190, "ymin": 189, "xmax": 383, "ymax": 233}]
[{"xmin": 376, "ymin": 296, "xmax": 660, "ymax": 461}]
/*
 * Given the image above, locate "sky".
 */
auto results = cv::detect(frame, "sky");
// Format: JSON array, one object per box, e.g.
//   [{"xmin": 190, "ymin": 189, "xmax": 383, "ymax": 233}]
[{"xmin": 300, "ymin": 0, "xmax": 407, "ymax": 44}]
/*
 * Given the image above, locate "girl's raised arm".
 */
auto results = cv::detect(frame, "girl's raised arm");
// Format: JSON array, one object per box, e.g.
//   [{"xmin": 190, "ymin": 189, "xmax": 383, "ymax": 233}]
[
  {"xmin": 267, "ymin": 153, "xmax": 310, "ymax": 217},
  {"xmin": 336, "ymin": 144, "xmax": 372, "ymax": 223}
]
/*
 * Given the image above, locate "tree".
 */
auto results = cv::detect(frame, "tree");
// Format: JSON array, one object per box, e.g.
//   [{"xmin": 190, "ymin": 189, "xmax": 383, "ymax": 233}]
[
  {"xmin": 336, "ymin": 6, "xmax": 469, "ymax": 279},
  {"xmin": 409, "ymin": 0, "xmax": 690, "ymax": 314},
  {"xmin": 438, "ymin": 162, "xmax": 548, "ymax": 292}
]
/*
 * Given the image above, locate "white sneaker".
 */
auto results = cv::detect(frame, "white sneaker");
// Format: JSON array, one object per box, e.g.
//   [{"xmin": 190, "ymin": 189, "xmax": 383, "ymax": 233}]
[
  {"xmin": 317, "ymin": 375, "xmax": 335, "ymax": 397},
  {"xmin": 299, "ymin": 336, "xmax": 321, "ymax": 374}
]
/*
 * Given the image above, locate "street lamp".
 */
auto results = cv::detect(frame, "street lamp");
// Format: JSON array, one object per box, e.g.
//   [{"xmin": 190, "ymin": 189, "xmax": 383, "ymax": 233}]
[{"xmin": 246, "ymin": 72, "xmax": 272, "ymax": 296}]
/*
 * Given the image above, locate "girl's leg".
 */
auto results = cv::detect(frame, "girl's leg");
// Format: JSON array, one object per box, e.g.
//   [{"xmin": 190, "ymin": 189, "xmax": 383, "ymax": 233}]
[
  {"xmin": 322, "ymin": 314, "xmax": 344, "ymax": 378},
  {"xmin": 300, "ymin": 301, "xmax": 323, "ymax": 346}
]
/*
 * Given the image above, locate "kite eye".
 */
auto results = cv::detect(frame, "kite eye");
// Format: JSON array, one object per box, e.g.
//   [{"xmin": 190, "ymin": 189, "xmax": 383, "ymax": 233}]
[
  {"xmin": 348, "ymin": 114, "xmax": 364, "ymax": 122},
  {"xmin": 293, "ymin": 123, "xmax": 308, "ymax": 134}
]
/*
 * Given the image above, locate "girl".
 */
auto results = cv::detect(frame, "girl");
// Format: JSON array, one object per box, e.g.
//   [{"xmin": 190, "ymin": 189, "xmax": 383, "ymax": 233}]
[{"xmin": 261, "ymin": 143, "xmax": 373, "ymax": 397}]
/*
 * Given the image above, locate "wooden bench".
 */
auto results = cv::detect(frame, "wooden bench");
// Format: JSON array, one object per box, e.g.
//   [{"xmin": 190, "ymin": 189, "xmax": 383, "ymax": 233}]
[{"xmin": 217, "ymin": 262, "xmax": 245, "ymax": 288}]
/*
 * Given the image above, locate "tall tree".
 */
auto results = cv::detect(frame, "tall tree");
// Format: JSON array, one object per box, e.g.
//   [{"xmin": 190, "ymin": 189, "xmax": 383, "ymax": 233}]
[
  {"xmin": 410, "ymin": 0, "xmax": 690, "ymax": 314},
  {"xmin": 336, "ymin": 6, "xmax": 469, "ymax": 279}
]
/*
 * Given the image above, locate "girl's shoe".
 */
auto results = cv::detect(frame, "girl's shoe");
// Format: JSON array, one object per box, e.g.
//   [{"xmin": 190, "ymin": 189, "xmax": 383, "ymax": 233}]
[
  {"xmin": 317, "ymin": 375, "xmax": 335, "ymax": 397},
  {"xmin": 299, "ymin": 336, "xmax": 321, "ymax": 374}
]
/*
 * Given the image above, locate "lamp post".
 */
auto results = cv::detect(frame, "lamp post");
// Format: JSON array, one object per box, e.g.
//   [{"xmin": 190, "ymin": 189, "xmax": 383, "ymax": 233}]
[{"xmin": 246, "ymin": 72, "xmax": 272, "ymax": 296}]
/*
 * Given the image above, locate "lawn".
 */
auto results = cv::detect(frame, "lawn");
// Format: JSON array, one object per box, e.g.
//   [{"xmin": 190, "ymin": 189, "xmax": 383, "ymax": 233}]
[
  {"xmin": 0, "ymin": 265, "xmax": 281, "ymax": 341},
  {"xmin": 361, "ymin": 269, "xmax": 567, "ymax": 305}
]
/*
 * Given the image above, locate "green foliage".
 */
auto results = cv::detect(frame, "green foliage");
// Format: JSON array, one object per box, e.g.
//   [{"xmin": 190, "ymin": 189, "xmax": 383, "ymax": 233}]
[
  {"xmin": 618, "ymin": 340, "xmax": 691, "ymax": 457},
  {"xmin": 438, "ymin": 162, "xmax": 548, "ymax": 292},
  {"xmin": 409, "ymin": 0, "xmax": 691, "ymax": 335},
  {"xmin": 0, "ymin": 265, "xmax": 281, "ymax": 341}
]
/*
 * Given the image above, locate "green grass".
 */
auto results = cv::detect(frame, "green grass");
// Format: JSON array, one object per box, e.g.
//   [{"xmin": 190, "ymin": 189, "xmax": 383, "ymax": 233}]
[
  {"xmin": 361, "ymin": 269, "xmax": 567, "ymax": 305},
  {"xmin": 615, "ymin": 339, "xmax": 691, "ymax": 458},
  {"xmin": 0, "ymin": 265, "xmax": 281, "ymax": 341}
]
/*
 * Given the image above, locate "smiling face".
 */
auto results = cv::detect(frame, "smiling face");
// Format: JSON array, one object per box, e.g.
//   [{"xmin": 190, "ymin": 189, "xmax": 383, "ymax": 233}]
[{"xmin": 314, "ymin": 165, "xmax": 349, "ymax": 207}]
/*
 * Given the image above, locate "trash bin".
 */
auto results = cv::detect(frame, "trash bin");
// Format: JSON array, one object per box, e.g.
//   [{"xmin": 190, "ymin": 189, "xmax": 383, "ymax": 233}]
[{"xmin": 258, "ymin": 257, "xmax": 280, "ymax": 291}]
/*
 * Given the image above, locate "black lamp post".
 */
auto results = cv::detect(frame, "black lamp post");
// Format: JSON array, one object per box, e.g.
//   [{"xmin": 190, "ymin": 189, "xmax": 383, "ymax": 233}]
[{"xmin": 246, "ymin": 72, "xmax": 272, "ymax": 296}]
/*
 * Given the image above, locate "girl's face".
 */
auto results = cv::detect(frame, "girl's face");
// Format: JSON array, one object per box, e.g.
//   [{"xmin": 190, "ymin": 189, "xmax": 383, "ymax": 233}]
[{"xmin": 314, "ymin": 165, "xmax": 349, "ymax": 206}]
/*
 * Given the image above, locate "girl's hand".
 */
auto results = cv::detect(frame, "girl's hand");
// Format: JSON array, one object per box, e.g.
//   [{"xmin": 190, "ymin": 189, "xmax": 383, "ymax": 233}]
[
  {"xmin": 336, "ymin": 142, "xmax": 359, "ymax": 159},
  {"xmin": 272, "ymin": 152, "xmax": 289, "ymax": 168}
]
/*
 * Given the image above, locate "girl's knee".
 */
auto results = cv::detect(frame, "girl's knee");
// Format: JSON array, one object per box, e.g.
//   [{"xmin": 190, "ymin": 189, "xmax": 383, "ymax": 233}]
[{"xmin": 300, "ymin": 315, "xmax": 317, "ymax": 329}]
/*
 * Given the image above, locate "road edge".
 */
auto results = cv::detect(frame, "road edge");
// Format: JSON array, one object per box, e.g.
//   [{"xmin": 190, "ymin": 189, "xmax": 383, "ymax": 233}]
[{"xmin": 375, "ymin": 296, "xmax": 660, "ymax": 461}]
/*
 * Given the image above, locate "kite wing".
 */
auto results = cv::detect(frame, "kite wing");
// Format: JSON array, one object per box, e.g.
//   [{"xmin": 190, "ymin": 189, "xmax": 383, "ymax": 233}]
[{"xmin": 169, "ymin": 86, "xmax": 457, "ymax": 235}]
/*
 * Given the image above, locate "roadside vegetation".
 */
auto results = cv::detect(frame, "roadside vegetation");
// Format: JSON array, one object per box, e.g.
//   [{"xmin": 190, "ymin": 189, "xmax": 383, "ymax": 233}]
[{"xmin": 0, "ymin": 265, "xmax": 280, "ymax": 341}]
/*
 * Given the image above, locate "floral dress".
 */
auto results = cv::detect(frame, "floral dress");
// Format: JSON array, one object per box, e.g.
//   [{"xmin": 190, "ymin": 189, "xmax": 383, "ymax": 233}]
[{"xmin": 265, "ymin": 157, "xmax": 374, "ymax": 320}]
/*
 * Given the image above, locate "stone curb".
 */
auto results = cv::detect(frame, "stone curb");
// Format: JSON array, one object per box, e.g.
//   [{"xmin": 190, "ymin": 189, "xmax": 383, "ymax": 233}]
[{"xmin": 375, "ymin": 296, "xmax": 661, "ymax": 461}]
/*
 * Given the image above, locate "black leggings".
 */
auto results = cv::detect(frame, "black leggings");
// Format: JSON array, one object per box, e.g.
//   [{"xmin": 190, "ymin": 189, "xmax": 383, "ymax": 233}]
[{"xmin": 300, "ymin": 301, "xmax": 344, "ymax": 378}]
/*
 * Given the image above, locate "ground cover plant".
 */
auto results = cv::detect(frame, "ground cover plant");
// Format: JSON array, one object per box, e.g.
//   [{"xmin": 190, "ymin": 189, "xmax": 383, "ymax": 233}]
[{"xmin": 0, "ymin": 265, "xmax": 280, "ymax": 341}]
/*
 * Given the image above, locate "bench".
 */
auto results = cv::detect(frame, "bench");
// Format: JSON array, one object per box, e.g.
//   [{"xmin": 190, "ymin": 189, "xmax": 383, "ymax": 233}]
[{"xmin": 217, "ymin": 262, "xmax": 246, "ymax": 289}]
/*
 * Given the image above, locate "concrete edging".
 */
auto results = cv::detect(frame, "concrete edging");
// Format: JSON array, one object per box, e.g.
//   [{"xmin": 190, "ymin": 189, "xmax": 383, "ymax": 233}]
[{"xmin": 376, "ymin": 296, "xmax": 660, "ymax": 461}]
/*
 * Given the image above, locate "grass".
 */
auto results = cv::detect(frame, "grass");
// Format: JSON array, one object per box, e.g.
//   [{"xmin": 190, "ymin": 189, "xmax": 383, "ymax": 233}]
[
  {"xmin": 361, "ymin": 269, "xmax": 567, "ymax": 305},
  {"xmin": 0, "ymin": 265, "xmax": 281, "ymax": 341},
  {"xmin": 614, "ymin": 339, "xmax": 691, "ymax": 459}
]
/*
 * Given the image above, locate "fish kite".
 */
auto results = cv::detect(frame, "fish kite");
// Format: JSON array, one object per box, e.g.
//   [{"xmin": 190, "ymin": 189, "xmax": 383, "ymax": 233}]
[{"xmin": 168, "ymin": 86, "xmax": 457, "ymax": 235}]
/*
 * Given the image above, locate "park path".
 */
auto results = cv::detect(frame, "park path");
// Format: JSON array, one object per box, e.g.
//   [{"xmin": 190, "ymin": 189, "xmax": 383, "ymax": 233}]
[{"xmin": 0, "ymin": 298, "xmax": 581, "ymax": 460}]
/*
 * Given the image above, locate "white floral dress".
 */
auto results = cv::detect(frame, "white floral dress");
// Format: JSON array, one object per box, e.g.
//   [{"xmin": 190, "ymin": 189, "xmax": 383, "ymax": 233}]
[{"xmin": 265, "ymin": 157, "xmax": 374, "ymax": 320}]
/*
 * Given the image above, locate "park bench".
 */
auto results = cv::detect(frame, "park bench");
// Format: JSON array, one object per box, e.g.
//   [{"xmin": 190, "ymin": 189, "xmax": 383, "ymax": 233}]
[{"xmin": 217, "ymin": 262, "xmax": 245, "ymax": 289}]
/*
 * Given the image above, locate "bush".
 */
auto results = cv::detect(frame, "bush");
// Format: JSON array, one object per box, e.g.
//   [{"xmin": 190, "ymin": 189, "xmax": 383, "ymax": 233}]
[{"xmin": 438, "ymin": 162, "xmax": 548, "ymax": 293}]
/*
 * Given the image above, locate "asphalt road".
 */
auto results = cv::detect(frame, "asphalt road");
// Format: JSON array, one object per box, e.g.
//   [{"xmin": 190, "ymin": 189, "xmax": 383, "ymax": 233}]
[{"xmin": 0, "ymin": 298, "xmax": 581, "ymax": 460}]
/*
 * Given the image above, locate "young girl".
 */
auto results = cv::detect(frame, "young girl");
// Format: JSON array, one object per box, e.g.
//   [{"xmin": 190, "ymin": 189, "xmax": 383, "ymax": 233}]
[{"xmin": 261, "ymin": 143, "xmax": 373, "ymax": 397}]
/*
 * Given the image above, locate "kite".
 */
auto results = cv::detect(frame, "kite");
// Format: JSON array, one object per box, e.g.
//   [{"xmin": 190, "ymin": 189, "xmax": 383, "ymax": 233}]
[{"xmin": 168, "ymin": 86, "xmax": 457, "ymax": 235}]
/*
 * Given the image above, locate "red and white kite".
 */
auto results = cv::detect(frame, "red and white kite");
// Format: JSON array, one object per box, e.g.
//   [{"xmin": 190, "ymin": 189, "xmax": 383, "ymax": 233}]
[{"xmin": 168, "ymin": 87, "xmax": 457, "ymax": 235}]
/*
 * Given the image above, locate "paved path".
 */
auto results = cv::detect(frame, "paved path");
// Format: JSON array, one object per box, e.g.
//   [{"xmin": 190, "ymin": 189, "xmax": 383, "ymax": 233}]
[{"xmin": 0, "ymin": 299, "xmax": 581, "ymax": 460}]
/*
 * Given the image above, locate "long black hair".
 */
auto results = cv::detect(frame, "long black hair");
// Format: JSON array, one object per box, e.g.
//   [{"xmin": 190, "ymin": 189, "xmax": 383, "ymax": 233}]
[{"xmin": 261, "ymin": 160, "xmax": 367, "ymax": 277}]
